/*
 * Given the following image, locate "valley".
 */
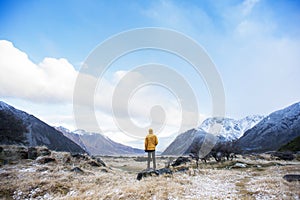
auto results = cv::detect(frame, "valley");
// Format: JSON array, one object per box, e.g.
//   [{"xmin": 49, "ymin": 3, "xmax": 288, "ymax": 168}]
[{"xmin": 0, "ymin": 146, "xmax": 299, "ymax": 199}]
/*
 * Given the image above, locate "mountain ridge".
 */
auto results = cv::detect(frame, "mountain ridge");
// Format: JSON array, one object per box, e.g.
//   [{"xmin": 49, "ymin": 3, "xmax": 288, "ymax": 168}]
[
  {"xmin": 235, "ymin": 102, "xmax": 300, "ymax": 153},
  {"xmin": 56, "ymin": 127, "xmax": 145, "ymax": 155},
  {"xmin": 162, "ymin": 115, "xmax": 263, "ymax": 155},
  {"xmin": 0, "ymin": 101, "xmax": 85, "ymax": 153}
]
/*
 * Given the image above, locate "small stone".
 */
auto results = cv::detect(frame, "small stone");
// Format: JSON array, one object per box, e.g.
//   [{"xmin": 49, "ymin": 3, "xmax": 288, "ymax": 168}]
[
  {"xmin": 233, "ymin": 163, "xmax": 247, "ymax": 168},
  {"xmin": 101, "ymin": 168, "xmax": 108, "ymax": 173},
  {"xmin": 71, "ymin": 167, "xmax": 84, "ymax": 174}
]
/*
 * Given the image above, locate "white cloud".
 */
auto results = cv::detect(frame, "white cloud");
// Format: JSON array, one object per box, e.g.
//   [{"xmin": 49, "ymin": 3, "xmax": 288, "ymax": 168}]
[
  {"xmin": 241, "ymin": 0, "xmax": 260, "ymax": 16},
  {"xmin": 0, "ymin": 40, "xmax": 202, "ymax": 141},
  {"xmin": 0, "ymin": 40, "xmax": 77, "ymax": 103}
]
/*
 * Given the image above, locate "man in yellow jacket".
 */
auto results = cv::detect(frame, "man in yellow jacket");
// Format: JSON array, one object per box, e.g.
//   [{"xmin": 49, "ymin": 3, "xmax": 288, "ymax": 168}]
[{"xmin": 144, "ymin": 128, "xmax": 158, "ymax": 169}]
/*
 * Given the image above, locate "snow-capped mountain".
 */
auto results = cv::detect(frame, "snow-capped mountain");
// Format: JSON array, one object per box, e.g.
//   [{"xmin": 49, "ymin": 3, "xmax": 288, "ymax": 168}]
[
  {"xmin": 162, "ymin": 128, "xmax": 207, "ymax": 155},
  {"xmin": 198, "ymin": 115, "xmax": 264, "ymax": 141},
  {"xmin": 56, "ymin": 127, "xmax": 144, "ymax": 155},
  {"xmin": 162, "ymin": 115, "xmax": 264, "ymax": 155},
  {"xmin": 0, "ymin": 101, "xmax": 85, "ymax": 153},
  {"xmin": 236, "ymin": 102, "xmax": 300, "ymax": 153}
]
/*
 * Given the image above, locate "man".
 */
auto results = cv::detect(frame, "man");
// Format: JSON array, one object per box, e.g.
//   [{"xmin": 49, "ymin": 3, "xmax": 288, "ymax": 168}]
[{"xmin": 144, "ymin": 128, "xmax": 158, "ymax": 169}]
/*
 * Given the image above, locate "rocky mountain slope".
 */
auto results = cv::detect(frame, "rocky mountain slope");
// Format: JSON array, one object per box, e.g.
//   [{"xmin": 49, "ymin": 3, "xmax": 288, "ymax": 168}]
[
  {"xmin": 162, "ymin": 115, "xmax": 263, "ymax": 155},
  {"xmin": 235, "ymin": 102, "xmax": 300, "ymax": 153},
  {"xmin": 56, "ymin": 127, "xmax": 144, "ymax": 155},
  {"xmin": 0, "ymin": 101, "xmax": 85, "ymax": 153}
]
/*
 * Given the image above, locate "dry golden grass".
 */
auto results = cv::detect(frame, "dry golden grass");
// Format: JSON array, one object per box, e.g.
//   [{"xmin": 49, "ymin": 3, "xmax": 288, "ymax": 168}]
[{"xmin": 0, "ymin": 153, "xmax": 299, "ymax": 199}]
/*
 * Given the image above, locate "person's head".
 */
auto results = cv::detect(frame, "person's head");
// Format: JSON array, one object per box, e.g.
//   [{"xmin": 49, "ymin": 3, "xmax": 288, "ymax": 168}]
[{"xmin": 148, "ymin": 128, "xmax": 153, "ymax": 134}]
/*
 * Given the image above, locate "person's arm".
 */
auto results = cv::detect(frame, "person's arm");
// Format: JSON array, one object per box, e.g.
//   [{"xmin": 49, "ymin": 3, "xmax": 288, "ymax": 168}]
[
  {"xmin": 145, "ymin": 137, "xmax": 148, "ymax": 150},
  {"xmin": 155, "ymin": 135, "xmax": 158, "ymax": 146}
]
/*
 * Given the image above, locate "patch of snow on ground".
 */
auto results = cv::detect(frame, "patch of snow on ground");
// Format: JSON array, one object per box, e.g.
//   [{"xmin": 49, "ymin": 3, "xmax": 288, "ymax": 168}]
[{"xmin": 184, "ymin": 169, "xmax": 238, "ymax": 199}]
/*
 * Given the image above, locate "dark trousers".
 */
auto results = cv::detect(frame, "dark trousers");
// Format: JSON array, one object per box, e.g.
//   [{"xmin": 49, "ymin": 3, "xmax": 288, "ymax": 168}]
[{"xmin": 147, "ymin": 151, "xmax": 156, "ymax": 169}]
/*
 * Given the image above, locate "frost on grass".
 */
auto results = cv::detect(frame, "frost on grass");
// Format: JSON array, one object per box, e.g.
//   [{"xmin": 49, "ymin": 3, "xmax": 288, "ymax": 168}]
[{"xmin": 0, "ymin": 151, "xmax": 299, "ymax": 199}]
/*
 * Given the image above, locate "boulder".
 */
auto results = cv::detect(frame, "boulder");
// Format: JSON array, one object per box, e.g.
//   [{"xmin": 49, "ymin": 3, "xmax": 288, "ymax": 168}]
[
  {"xmin": 28, "ymin": 147, "xmax": 38, "ymax": 160},
  {"xmin": 96, "ymin": 158, "xmax": 106, "ymax": 167},
  {"xmin": 71, "ymin": 153, "xmax": 88, "ymax": 160},
  {"xmin": 16, "ymin": 146, "xmax": 28, "ymax": 159},
  {"xmin": 87, "ymin": 160, "xmax": 102, "ymax": 167},
  {"xmin": 137, "ymin": 169, "xmax": 160, "ymax": 181},
  {"xmin": 171, "ymin": 156, "xmax": 190, "ymax": 167},
  {"xmin": 283, "ymin": 174, "xmax": 300, "ymax": 182},
  {"xmin": 137, "ymin": 168, "xmax": 173, "ymax": 181},
  {"xmin": 87, "ymin": 158, "xmax": 106, "ymax": 167},
  {"xmin": 157, "ymin": 167, "xmax": 173, "ymax": 175},
  {"xmin": 36, "ymin": 156, "xmax": 56, "ymax": 164},
  {"xmin": 37, "ymin": 147, "xmax": 51, "ymax": 156}
]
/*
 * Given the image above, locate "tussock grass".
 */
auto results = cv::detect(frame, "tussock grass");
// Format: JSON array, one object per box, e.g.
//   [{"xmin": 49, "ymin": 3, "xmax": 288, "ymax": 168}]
[{"xmin": 1, "ymin": 152, "xmax": 299, "ymax": 199}]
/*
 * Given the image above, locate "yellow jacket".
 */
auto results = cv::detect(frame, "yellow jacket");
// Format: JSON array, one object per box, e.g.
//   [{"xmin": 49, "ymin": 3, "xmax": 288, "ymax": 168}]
[{"xmin": 145, "ymin": 133, "xmax": 158, "ymax": 151}]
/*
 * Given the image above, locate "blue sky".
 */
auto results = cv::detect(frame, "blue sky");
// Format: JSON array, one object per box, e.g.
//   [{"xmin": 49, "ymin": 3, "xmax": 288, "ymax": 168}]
[{"xmin": 1, "ymin": 0, "xmax": 300, "ymax": 149}]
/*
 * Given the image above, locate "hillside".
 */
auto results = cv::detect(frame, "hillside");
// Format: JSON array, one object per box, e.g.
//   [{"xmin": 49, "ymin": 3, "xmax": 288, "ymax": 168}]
[
  {"xmin": 162, "ymin": 115, "xmax": 263, "ymax": 155},
  {"xmin": 235, "ymin": 102, "xmax": 300, "ymax": 153},
  {"xmin": 0, "ymin": 101, "xmax": 85, "ymax": 153},
  {"xmin": 279, "ymin": 135, "xmax": 300, "ymax": 152},
  {"xmin": 56, "ymin": 127, "xmax": 144, "ymax": 155}
]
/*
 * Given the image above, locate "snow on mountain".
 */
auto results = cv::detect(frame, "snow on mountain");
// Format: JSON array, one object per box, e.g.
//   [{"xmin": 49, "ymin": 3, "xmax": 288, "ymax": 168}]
[
  {"xmin": 236, "ymin": 102, "xmax": 300, "ymax": 153},
  {"xmin": 72, "ymin": 129, "xmax": 95, "ymax": 136},
  {"xmin": 198, "ymin": 115, "xmax": 264, "ymax": 141},
  {"xmin": 162, "ymin": 115, "xmax": 264, "ymax": 155}
]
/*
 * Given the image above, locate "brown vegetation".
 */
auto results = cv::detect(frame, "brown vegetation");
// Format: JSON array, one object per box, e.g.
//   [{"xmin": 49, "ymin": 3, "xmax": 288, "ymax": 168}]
[{"xmin": 0, "ymin": 145, "xmax": 299, "ymax": 199}]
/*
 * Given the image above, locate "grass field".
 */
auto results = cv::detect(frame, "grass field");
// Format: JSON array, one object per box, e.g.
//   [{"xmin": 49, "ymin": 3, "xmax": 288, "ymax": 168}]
[{"xmin": 0, "ymin": 153, "xmax": 299, "ymax": 199}]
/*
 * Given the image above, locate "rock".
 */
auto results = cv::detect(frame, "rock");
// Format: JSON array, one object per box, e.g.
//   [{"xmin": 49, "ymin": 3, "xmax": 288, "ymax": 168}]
[
  {"xmin": 171, "ymin": 156, "xmax": 190, "ymax": 167},
  {"xmin": 101, "ymin": 168, "xmax": 108, "ymax": 173},
  {"xmin": 28, "ymin": 147, "xmax": 38, "ymax": 160},
  {"xmin": 63, "ymin": 156, "xmax": 71, "ymax": 164},
  {"xmin": 173, "ymin": 166, "xmax": 189, "ymax": 172},
  {"xmin": 71, "ymin": 153, "xmax": 88, "ymax": 160},
  {"xmin": 232, "ymin": 163, "xmax": 247, "ymax": 168},
  {"xmin": 87, "ymin": 160, "xmax": 102, "ymax": 167},
  {"xmin": 137, "ymin": 168, "xmax": 173, "ymax": 181},
  {"xmin": 36, "ymin": 156, "xmax": 56, "ymax": 164},
  {"xmin": 96, "ymin": 158, "xmax": 106, "ymax": 167},
  {"xmin": 283, "ymin": 174, "xmax": 300, "ymax": 182},
  {"xmin": 157, "ymin": 167, "xmax": 173, "ymax": 175},
  {"xmin": 71, "ymin": 167, "xmax": 84, "ymax": 174},
  {"xmin": 37, "ymin": 147, "xmax": 51, "ymax": 156},
  {"xmin": 137, "ymin": 169, "xmax": 159, "ymax": 181},
  {"xmin": 16, "ymin": 146, "xmax": 28, "ymax": 159}
]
